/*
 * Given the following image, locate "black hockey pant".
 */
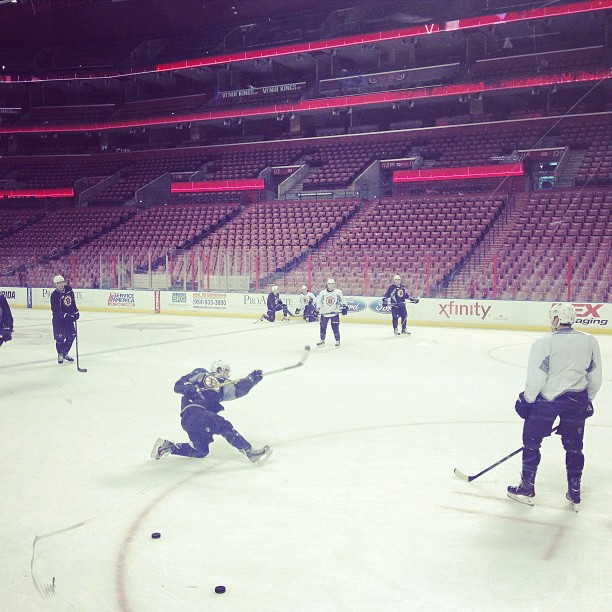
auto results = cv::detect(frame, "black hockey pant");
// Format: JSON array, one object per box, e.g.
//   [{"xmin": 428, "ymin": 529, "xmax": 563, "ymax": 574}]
[
  {"xmin": 52, "ymin": 318, "xmax": 76, "ymax": 356},
  {"xmin": 172, "ymin": 407, "xmax": 251, "ymax": 458},
  {"xmin": 319, "ymin": 314, "xmax": 340, "ymax": 341},
  {"xmin": 391, "ymin": 304, "xmax": 408, "ymax": 331},
  {"xmin": 520, "ymin": 390, "xmax": 589, "ymax": 486}
]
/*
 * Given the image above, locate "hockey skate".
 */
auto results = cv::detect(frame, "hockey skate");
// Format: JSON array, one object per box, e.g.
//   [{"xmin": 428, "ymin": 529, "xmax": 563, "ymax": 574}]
[
  {"xmin": 394, "ymin": 329, "xmax": 401, "ymax": 336},
  {"xmin": 316, "ymin": 340, "xmax": 325, "ymax": 347},
  {"xmin": 401, "ymin": 329, "xmax": 411, "ymax": 335},
  {"xmin": 566, "ymin": 477, "xmax": 581, "ymax": 511},
  {"xmin": 241, "ymin": 445, "xmax": 272, "ymax": 466},
  {"xmin": 63, "ymin": 353, "xmax": 74, "ymax": 362},
  {"xmin": 57, "ymin": 354, "xmax": 64, "ymax": 364},
  {"xmin": 507, "ymin": 482, "xmax": 535, "ymax": 506},
  {"xmin": 151, "ymin": 438, "xmax": 174, "ymax": 460},
  {"xmin": 335, "ymin": 340, "xmax": 340, "ymax": 348}
]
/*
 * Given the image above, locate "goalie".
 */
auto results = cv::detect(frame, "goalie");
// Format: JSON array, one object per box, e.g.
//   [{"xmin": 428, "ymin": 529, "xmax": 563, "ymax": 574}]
[{"xmin": 151, "ymin": 360, "xmax": 272, "ymax": 466}]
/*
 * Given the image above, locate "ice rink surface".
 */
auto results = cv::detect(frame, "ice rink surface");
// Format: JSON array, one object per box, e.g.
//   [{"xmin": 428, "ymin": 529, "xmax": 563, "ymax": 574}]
[{"xmin": 1, "ymin": 308, "xmax": 611, "ymax": 612}]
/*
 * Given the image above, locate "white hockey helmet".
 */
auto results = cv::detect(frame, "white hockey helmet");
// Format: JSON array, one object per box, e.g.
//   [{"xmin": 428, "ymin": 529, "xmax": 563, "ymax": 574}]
[
  {"xmin": 549, "ymin": 303, "xmax": 576, "ymax": 327},
  {"xmin": 301, "ymin": 285, "xmax": 308, "ymax": 292},
  {"xmin": 271, "ymin": 285, "xmax": 279, "ymax": 293},
  {"xmin": 211, "ymin": 360, "xmax": 231, "ymax": 380},
  {"xmin": 326, "ymin": 278, "xmax": 336, "ymax": 288},
  {"xmin": 53, "ymin": 275, "xmax": 65, "ymax": 285},
  {"xmin": 393, "ymin": 274, "xmax": 401, "ymax": 285}
]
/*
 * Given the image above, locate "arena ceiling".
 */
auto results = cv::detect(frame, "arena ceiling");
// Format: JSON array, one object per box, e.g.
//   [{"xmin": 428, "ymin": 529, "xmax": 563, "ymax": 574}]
[{"xmin": 0, "ymin": 0, "xmax": 582, "ymax": 47}]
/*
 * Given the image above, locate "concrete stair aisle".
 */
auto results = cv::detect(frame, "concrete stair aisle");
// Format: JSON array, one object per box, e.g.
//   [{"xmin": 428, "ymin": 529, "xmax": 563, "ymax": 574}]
[
  {"xmin": 555, "ymin": 149, "xmax": 587, "ymax": 188},
  {"xmin": 442, "ymin": 193, "xmax": 530, "ymax": 299}
]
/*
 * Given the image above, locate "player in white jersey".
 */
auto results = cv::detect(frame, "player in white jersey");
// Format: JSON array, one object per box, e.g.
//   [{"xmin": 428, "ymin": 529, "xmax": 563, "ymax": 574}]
[
  {"xmin": 295, "ymin": 285, "xmax": 317, "ymax": 322},
  {"xmin": 316, "ymin": 278, "xmax": 347, "ymax": 347},
  {"xmin": 508, "ymin": 303, "xmax": 602, "ymax": 508}
]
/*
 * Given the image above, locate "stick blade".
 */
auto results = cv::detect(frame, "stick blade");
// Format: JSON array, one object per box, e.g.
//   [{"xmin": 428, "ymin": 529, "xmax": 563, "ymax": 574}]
[
  {"xmin": 453, "ymin": 468, "xmax": 472, "ymax": 482},
  {"xmin": 299, "ymin": 345, "xmax": 311, "ymax": 365}
]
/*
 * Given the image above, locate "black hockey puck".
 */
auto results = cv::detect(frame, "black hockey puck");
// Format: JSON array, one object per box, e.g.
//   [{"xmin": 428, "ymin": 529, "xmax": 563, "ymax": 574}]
[
  {"xmin": 151, "ymin": 532, "xmax": 161, "ymax": 539},
  {"xmin": 214, "ymin": 585, "xmax": 226, "ymax": 594}
]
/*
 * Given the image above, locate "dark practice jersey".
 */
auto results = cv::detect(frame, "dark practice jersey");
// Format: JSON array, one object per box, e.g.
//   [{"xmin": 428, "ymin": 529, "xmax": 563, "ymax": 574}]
[
  {"xmin": 267, "ymin": 292, "xmax": 284, "ymax": 311},
  {"xmin": 174, "ymin": 368, "xmax": 252, "ymax": 414},
  {"xmin": 383, "ymin": 283, "xmax": 413, "ymax": 306},
  {"xmin": 0, "ymin": 295, "xmax": 14, "ymax": 329},
  {"xmin": 50, "ymin": 285, "xmax": 79, "ymax": 320}
]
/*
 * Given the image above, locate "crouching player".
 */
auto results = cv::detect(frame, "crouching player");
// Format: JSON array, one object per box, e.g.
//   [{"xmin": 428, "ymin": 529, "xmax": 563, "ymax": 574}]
[{"xmin": 151, "ymin": 360, "xmax": 272, "ymax": 466}]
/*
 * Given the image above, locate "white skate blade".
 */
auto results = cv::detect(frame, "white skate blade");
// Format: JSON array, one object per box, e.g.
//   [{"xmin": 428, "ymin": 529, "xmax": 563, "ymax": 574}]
[
  {"xmin": 507, "ymin": 492, "xmax": 535, "ymax": 506},
  {"xmin": 251, "ymin": 447, "xmax": 273, "ymax": 467}
]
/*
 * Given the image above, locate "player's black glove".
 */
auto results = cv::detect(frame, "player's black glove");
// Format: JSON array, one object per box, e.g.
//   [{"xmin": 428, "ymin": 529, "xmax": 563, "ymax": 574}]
[
  {"xmin": 341, "ymin": 305, "xmax": 348, "ymax": 316},
  {"xmin": 382, "ymin": 298, "xmax": 388, "ymax": 307},
  {"xmin": 73, "ymin": 311, "xmax": 80, "ymax": 320},
  {"xmin": 514, "ymin": 392, "xmax": 531, "ymax": 419},
  {"xmin": 409, "ymin": 297, "xmax": 420, "ymax": 304},
  {"xmin": 295, "ymin": 308, "xmax": 301, "ymax": 315},
  {"xmin": 1, "ymin": 326, "xmax": 12, "ymax": 341},
  {"xmin": 584, "ymin": 401, "xmax": 594, "ymax": 419},
  {"xmin": 235, "ymin": 370, "xmax": 263, "ymax": 397}
]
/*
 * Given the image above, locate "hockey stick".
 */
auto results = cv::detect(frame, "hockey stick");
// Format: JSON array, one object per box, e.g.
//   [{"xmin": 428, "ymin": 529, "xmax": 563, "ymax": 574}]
[
  {"xmin": 262, "ymin": 344, "xmax": 310, "ymax": 376},
  {"xmin": 218, "ymin": 345, "xmax": 311, "ymax": 387},
  {"xmin": 74, "ymin": 321, "xmax": 87, "ymax": 373},
  {"xmin": 453, "ymin": 425, "xmax": 559, "ymax": 482}
]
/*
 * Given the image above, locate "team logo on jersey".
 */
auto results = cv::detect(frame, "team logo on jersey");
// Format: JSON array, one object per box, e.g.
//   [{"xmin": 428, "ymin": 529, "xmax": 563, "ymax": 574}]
[
  {"xmin": 204, "ymin": 375, "xmax": 221, "ymax": 390},
  {"xmin": 344, "ymin": 298, "xmax": 367, "ymax": 313},
  {"xmin": 324, "ymin": 295, "xmax": 336, "ymax": 306},
  {"xmin": 63, "ymin": 295, "xmax": 73, "ymax": 307}
]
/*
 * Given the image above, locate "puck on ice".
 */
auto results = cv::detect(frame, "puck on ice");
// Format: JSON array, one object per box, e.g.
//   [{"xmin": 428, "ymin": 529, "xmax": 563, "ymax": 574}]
[
  {"xmin": 151, "ymin": 532, "xmax": 161, "ymax": 539},
  {"xmin": 215, "ymin": 585, "xmax": 226, "ymax": 594}
]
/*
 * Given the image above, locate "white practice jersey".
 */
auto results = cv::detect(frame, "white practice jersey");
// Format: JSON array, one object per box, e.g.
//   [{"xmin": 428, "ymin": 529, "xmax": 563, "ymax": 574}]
[
  {"xmin": 316, "ymin": 288, "xmax": 346, "ymax": 317},
  {"xmin": 297, "ymin": 291, "xmax": 316, "ymax": 308},
  {"xmin": 524, "ymin": 328, "xmax": 602, "ymax": 402}
]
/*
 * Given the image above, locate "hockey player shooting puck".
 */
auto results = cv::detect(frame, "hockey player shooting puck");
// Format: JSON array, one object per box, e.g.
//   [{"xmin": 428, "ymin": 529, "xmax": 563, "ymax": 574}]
[
  {"xmin": 214, "ymin": 585, "xmax": 226, "ymax": 594},
  {"xmin": 151, "ymin": 532, "xmax": 161, "ymax": 539}
]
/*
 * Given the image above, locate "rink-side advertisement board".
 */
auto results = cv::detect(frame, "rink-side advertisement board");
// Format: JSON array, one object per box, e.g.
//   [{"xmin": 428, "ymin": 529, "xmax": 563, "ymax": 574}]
[
  {"xmin": 22, "ymin": 287, "xmax": 155, "ymax": 312},
  {"xmin": 2, "ymin": 287, "xmax": 610, "ymax": 333}
]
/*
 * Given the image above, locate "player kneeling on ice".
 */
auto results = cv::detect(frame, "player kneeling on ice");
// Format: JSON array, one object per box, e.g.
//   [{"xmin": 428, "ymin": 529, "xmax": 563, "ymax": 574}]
[
  {"xmin": 507, "ymin": 303, "xmax": 602, "ymax": 509},
  {"xmin": 382, "ymin": 274, "xmax": 419, "ymax": 335},
  {"xmin": 151, "ymin": 360, "xmax": 272, "ymax": 466},
  {"xmin": 295, "ymin": 285, "xmax": 317, "ymax": 322},
  {"xmin": 316, "ymin": 278, "xmax": 347, "ymax": 347},
  {"xmin": 258, "ymin": 285, "xmax": 292, "ymax": 322}
]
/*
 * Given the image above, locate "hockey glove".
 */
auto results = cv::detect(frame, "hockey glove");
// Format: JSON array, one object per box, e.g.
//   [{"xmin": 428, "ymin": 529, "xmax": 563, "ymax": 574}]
[
  {"xmin": 584, "ymin": 401, "xmax": 594, "ymax": 419},
  {"xmin": 514, "ymin": 392, "xmax": 531, "ymax": 419},
  {"xmin": 234, "ymin": 371, "xmax": 262, "ymax": 397},
  {"xmin": 409, "ymin": 297, "xmax": 420, "ymax": 304},
  {"xmin": 1, "ymin": 326, "xmax": 12, "ymax": 341},
  {"xmin": 382, "ymin": 298, "xmax": 388, "ymax": 307},
  {"xmin": 73, "ymin": 311, "xmax": 80, "ymax": 320},
  {"xmin": 295, "ymin": 308, "xmax": 301, "ymax": 315},
  {"xmin": 341, "ymin": 305, "xmax": 348, "ymax": 316}
]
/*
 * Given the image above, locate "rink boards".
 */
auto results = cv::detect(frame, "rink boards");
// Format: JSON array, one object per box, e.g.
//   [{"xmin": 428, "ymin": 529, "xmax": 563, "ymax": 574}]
[{"xmin": 1, "ymin": 286, "xmax": 610, "ymax": 333}]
